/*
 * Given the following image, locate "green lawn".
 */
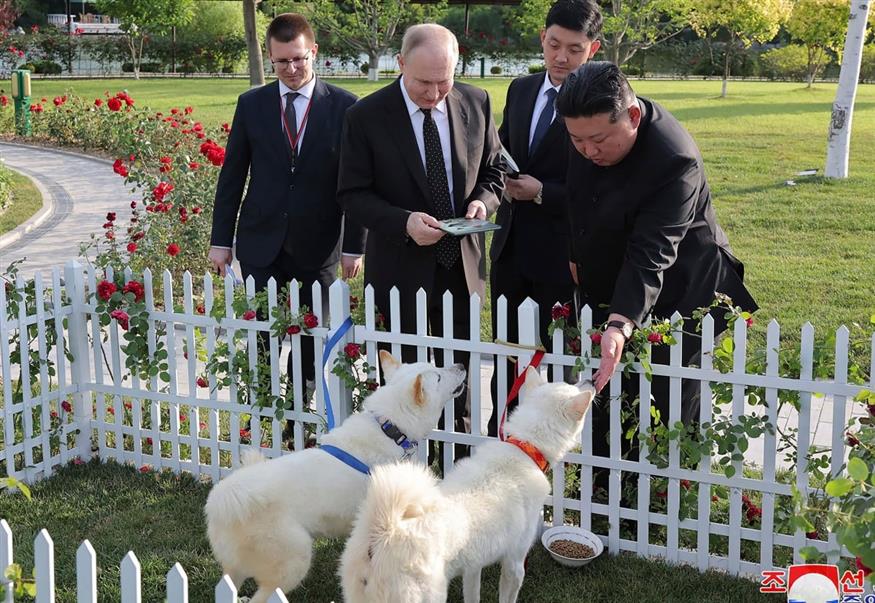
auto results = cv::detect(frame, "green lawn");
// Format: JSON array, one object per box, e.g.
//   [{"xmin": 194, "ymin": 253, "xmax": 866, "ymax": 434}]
[
  {"xmin": 16, "ymin": 76, "xmax": 875, "ymax": 336},
  {"xmin": 0, "ymin": 168, "xmax": 43, "ymax": 236},
  {"xmin": 0, "ymin": 459, "xmax": 774, "ymax": 602}
]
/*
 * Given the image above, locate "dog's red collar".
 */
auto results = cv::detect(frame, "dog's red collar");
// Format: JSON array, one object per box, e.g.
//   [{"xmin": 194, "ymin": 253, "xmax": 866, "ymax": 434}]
[{"xmin": 505, "ymin": 436, "xmax": 549, "ymax": 473}]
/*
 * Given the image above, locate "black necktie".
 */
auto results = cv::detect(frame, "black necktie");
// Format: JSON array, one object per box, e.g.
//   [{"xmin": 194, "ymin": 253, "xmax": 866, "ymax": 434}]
[
  {"xmin": 530, "ymin": 87, "xmax": 558, "ymax": 155},
  {"xmin": 284, "ymin": 91, "xmax": 300, "ymax": 164},
  {"xmin": 422, "ymin": 108, "xmax": 460, "ymax": 269}
]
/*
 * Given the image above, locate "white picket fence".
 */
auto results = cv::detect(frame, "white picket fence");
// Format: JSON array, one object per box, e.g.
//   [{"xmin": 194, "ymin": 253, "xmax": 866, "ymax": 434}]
[{"xmin": 0, "ymin": 261, "xmax": 872, "ymax": 600}]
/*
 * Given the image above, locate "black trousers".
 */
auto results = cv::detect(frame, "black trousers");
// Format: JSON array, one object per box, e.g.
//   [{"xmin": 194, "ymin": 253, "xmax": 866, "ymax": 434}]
[{"xmin": 488, "ymin": 249, "xmax": 574, "ymax": 436}]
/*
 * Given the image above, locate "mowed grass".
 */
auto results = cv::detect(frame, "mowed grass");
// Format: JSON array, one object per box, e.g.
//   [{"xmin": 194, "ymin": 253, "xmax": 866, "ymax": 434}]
[
  {"xmin": 0, "ymin": 459, "xmax": 774, "ymax": 602},
  {"xmin": 0, "ymin": 169, "xmax": 43, "ymax": 236},
  {"xmin": 22, "ymin": 76, "xmax": 875, "ymax": 337}
]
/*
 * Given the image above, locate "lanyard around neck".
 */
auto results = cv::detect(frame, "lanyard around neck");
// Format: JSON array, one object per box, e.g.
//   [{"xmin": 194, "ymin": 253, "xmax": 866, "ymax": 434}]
[{"xmin": 280, "ymin": 92, "xmax": 314, "ymax": 155}]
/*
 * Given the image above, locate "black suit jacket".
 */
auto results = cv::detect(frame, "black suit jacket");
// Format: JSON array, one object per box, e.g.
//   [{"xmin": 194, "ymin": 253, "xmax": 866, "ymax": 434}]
[
  {"xmin": 337, "ymin": 79, "xmax": 504, "ymax": 301},
  {"xmin": 568, "ymin": 97, "xmax": 757, "ymax": 327},
  {"xmin": 210, "ymin": 78, "xmax": 365, "ymax": 270},
  {"xmin": 491, "ymin": 72, "xmax": 573, "ymax": 285}
]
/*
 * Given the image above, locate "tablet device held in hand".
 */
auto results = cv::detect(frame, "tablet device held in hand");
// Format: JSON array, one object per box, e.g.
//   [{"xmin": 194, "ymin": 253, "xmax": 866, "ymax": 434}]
[{"xmin": 438, "ymin": 217, "xmax": 502, "ymax": 236}]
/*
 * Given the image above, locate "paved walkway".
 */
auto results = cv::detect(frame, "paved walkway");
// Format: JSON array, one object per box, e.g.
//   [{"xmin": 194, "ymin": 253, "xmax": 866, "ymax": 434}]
[
  {"xmin": 0, "ymin": 142, "xmax": 864, "ymax": 472},
  {"xmin": 0, "ymin": 142, "xmax": 137, "ymax": 280}
]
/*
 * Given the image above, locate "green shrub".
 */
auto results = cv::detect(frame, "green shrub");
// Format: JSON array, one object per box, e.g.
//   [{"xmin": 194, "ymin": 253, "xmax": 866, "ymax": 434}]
[
  {"xmin": 490, "ymin": 65, "xmax": 502, "ymax": 75},
  {"xmin": 0, "ymin": 162, "xmax": 13, "ymax": 212},
  {"xmin": 528, "ymin": 63, "xmax": 545, "ymax": 74},
  {"xmin": 33, "ymin": 60, "xmax": 63, "ymax": 75},
  {"xmin": 860, "ymin": 44, "xmax": 875, "ymax": 83},
  {"xmin": 760, "ymin": 45, "xmax": 813, "ymax": 81}
]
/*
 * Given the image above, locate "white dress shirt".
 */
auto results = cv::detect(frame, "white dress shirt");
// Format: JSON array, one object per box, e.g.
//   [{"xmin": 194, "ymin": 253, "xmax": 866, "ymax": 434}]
[
  {"xmin": 399, "ymin": 76, "xmax": 455, "ymax": 212},
  {"xmin": 279, "ymin": 75, "xmax": 317, "ymax": 152},
  {"xmin": 528, "ymin": 72, "xmax": 561, "ymax": 149}
]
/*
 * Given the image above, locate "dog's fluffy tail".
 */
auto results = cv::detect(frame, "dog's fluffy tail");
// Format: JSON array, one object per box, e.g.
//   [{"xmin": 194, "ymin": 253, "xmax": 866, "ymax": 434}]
[
  {"xmin": 341, "ymin": 462, "xmax": 444, "ymax": 602},
  {"xmin": 204, "ymin": 449, "xmax": 267, "ymax": 527}
]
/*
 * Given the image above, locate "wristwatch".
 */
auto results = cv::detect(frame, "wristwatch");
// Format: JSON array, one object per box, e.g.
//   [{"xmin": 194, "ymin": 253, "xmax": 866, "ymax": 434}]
[
  {"xmin": 605, "ymin": 320, "xmax": 633, "ymax": 341},
  {"xmin": 532, "ymin": 183, "xmax": 543, "ymax": 205}
]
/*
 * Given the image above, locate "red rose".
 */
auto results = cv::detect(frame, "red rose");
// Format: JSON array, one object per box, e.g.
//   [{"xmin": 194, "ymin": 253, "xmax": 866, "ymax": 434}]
[
  {"xmin": 856, "ymin": 556, "xmax": 873, "ymax": 577},
  {"xmin": 303, "ymin": 313, "xmax": 318, "ymax": 329},
  {"xmin": 680, "ymin": 479, "xmax": 691, "ymax": 490},
  {"xmin": 366, "ymin": 380, "xmax": 378, "ymax": 391},
  {"xmin": 846, "ymin": 433, "xmax": 860, "ymax": 447},
  {"xmin": 590, "ymin": 332, "xmax": 602, "ymax": 345},
  {"xmin": 61, "ymin": 400, "xmax": 72, "ymax": 413},
  {"xmin": 110, "ymin": 309, "xmax": 130, "ymax": 330},
  {"xmin": 171, "ymin": 107, "xmax": 179, "ymax": 115},
  {"xmin": 189, "ymin": 161, "xmax": 200, "ymax": 170},
  {"xmin": 344, "ymin": 343, "xmax": 361, "ymax": 359},
  {"xmin": 53, "ymin": 96, "xmax": 63, "ymax": 107},
  {"xmin": 192, "ymin": 206, "xmax": 202, "ymax": 214},
  {"xmin": 72, "ymin": 457, "xmax": 84, "ymax": 465},
  {"xmin": 206, "ymin": 146, "xmax": 225, "ymax": 166},
  {"xmin": 106, "ymin": 212, "xmax": 116, "ymax": 222},
  {"xmin": 568, "ymin": 336, "xmax": 581, "ymax": 355},
  {"xmin": 127, "ymin": 242, "xmax": 137, "ymax": 253},
  {"xmin": 166, "ymin": 243, "xmax": 180, "ymax": 257},
  {"xmin": 551, "ymin": 303, "xmax": 571, "ymax": 321},
  {"xmin": 139, "ymin": 465, "xmax": 150, "ymax": 473},
  {"xmin": 239, "ymin": 428, "xmax": 251, "ymax": 439},
  {"xmin": 0, "ymin": 95, "xmax": 7, "ymax": 107},
  {"xmin": 711, "ymin": 494, "xmax": 719, "ymax": 502},
  {"xmin": 184, "ymin": 106, "xmax": 193, "ymax": 114},
  {"xmin": 647, "ymin": 332, "xmax": 662, "ymax": 344},
  {"xmin": 242, "ymin": 310, "xmax": 257, "ymax": 321},
  {"xmin": 97, "ymin": 280, "xmax": 117, "ymax": 301},
  {"xmin": 122, "ymin": 280, "xmax": 144, "ymax": 302},
  {"xmin": 805, "ymin": 530, "xmax": 818, "ymax": 539},
  {"xmin": 50, "ymin": 409, "xmax": 58, "ymax": 419},
  {"xmin": 132, "ymin": 231, "xmax": 145, "ymax": 241},
  {"xmin": 745, "ymin": 316, "xmax": 754, "ymax": 327},
  {"xmin": 287, "ymin": 325, "xmax": 301, "ymax": 335},
  {"xmin": 656, "ymin": 490, "xmax": 667, "ymax": 499},
  {"xmin": 107, "ymin": 97, "xmax": 122, "ymax": 111},
  {"xmin": 222, "ymin": 122, "xmax": 231, "ymax": 133},
  {"xmin": 197, "ymin": 377, "xmax": 208, "ymax": 388},
  {"xmin": 130, "ymin": 200, "xmax": 137, "ymax": 209},
  {"xmin": 196, "ymin": 304, "xmax": 205, "ymax": 315},
  {"xmin": 152, "ymin": 181, "xmax": 174, "ymax": 201}
]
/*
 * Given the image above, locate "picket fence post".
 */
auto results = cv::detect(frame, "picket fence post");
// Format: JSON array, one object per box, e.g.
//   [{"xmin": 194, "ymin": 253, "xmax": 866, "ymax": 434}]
[
  {"xmin": 76, "ymin": 540, "xmax": 97, "ymax": 602},
  {"xmin": 64, "ymin": 261, "xmax": 93, "ymax": 463},
  {"xmin": 1, "ymin": 520, "xmax": 12, "ymax": 603},
  {"xmin": 34, "ymin": 529, "xmax": 54, "ymax": 603}
]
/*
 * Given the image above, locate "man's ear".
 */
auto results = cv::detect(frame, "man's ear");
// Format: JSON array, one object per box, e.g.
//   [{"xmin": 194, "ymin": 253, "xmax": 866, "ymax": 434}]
[
  {"xmin": 523, "ymin": 366, "xmax": 544, "ymax": 392},
  {"xmin": 380, "ymin": 350, "xmax": 400, "ymax": 382},
  {"xmin": 628, "ymin": 104, "xmax": 642, "ymax": 129}
]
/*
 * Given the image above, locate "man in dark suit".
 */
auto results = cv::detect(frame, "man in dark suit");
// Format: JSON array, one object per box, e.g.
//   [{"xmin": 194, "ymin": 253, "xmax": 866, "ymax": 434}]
[
  {"xmin": 487, "ymin": 0, "xmax": 602, "ymax": 437},
  {"xmin": 209, "ymin": 14, "xmax": 365, "ymax": 411},
  {"xmin": 338, "ymin": 24, "xmax": 504, "ymax": 458},
  {"xmin": 556, "ymin": 62, "xmax": 757, "ymax": 460}
]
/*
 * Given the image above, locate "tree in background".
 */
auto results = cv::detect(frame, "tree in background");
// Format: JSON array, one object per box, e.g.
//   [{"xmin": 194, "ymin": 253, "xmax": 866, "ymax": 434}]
[
  {"xmin": 825, "ymin": 0, "xmax": 872, "ymax": 178},
  {"xmin": 689, "ymin": 0, "xmax": 791, "ymax": 97},
  {"xmin": 243, "ymin": 0, "xmax": 264, "ymax": 87},
  {"xmin": 307, "ymin": 0, "xmax": 446, "ymax": 81},
  {"xmin": 0, "ymin": 0, "xmax": 18, "ymax": 31},
  {"xmin": 442, "ymin": 5, "xmax": 535, "ymax": 75},
  {"xmin": 95, "ymin": 0, "xmax": 194, "ymax": 79},
  {"xmin": 786, "ymin": 0, "xmax": 850, "ymax": 88}
]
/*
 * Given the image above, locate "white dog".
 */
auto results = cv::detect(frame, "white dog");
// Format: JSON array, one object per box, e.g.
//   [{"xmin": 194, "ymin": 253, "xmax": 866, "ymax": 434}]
[
  {"xmin": 340, "ymin": 367, "xmax": 595, "ymax": 603},
  {"xmin": 204, "ymin": 351, "xmax": 465, "ymax": 603}
]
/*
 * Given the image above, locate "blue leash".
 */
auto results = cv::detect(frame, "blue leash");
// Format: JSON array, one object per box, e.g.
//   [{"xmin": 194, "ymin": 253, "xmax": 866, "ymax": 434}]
[
  {"xmin": 320, "ymin": 316, "xmax": 354, "ymax": 431},
  {"xmin": 320, "ymin": 444, "xmax": 370, "ymax": 475}
]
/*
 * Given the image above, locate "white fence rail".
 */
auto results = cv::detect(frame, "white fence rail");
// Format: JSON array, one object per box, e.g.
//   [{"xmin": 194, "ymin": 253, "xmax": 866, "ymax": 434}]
[{"xmin": 1, "ymin": 262, "xmax": 873, "ymax": 599}]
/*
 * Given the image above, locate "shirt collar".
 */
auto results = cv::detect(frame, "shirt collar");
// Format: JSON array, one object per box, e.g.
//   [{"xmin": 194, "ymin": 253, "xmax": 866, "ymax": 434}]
[
  {"xmin": 279, "ymin": 74, "xmax": 317, "ymax": 100},
  {"xmin": 399, "ymin": 75, "xmax": 447, "ymax": 117},
  {"xmin": 539, "ymin": 71, "xmax": 562, "ymax": 97}
]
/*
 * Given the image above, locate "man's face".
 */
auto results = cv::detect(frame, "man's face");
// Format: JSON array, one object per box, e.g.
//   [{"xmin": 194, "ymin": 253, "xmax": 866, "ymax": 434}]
[
  {"xmin": 268, "ymin": 35, "xmax": 317, "ymax": 90},
  {"xmin": 398, "ymin": 45, "xmax": 455, "ymax": 110},
  {"xmin": 540, "ymin": 25, "xmax": 600, "ymax": 86},
  {"xmin": 565, "ymin": 105, "xmax": 641, "ymax": 167}
]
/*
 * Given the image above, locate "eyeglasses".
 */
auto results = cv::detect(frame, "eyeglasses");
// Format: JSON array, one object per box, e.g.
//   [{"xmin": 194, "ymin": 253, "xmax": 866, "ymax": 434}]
[{"xmin": 271, "ymin": 50, "xmax": 312, "ymax": 70}]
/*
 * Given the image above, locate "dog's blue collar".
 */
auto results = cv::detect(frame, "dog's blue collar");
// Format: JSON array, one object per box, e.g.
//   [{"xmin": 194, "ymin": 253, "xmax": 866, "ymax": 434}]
[
  {"xmin": 319, "ymin": 444, "xmax": 370, "ymax": 475},
  {"xmin": 374, "ymin": 414, "xmax": 418, "ymax": 458}
]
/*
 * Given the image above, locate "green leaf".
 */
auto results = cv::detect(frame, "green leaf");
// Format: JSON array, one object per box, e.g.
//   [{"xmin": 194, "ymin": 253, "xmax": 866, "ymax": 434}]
[
  {"xmin": 847, "ymin": 457, "xmax": 869, "ymax": 481},
  {"xmin": 724, "ymin": 465, "xmax": 736, "ymax": 478},
  {"xmin": 824, "ymin": 478, "xmax": 854, "ymax": 497}
]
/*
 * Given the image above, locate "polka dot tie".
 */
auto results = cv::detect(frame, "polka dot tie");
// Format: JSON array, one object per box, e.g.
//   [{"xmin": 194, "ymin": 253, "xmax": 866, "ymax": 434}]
[{"xmin": 422, "ymin": 108, "xmax": 460, "ymax": 269}]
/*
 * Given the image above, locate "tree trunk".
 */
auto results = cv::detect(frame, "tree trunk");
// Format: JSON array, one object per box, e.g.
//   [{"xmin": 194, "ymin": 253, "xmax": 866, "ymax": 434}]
[
  {"xmin": 368, "ymin": 50, "xmax": 379, "ymax": 81},
  {"xmin": 243, "ymin": 0, "xmax": 264, "ymax": 88},
  {"xmin": 825, "ymin": 0, "xmax": 872, "ymax": 178},
  {"xmin": 721, "ymin": 47, "xmax": 730, "ymax": 98}
]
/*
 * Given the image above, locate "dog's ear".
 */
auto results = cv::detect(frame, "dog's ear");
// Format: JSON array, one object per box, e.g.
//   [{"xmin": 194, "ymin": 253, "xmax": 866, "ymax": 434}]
[
  {"xmin": 412, "ymin": 374, "xmax": 426, "ymax": 407},
  {"xmin": 567, "ymin": 389, "xmax": 594, "ymax": 420},
  {"xmin": 522, "ymin": 366, "xmax": 544, "ymax": 392},
  {"xmin": 379, "ymin": 350, "xmax": 400, "ymax": 382}
]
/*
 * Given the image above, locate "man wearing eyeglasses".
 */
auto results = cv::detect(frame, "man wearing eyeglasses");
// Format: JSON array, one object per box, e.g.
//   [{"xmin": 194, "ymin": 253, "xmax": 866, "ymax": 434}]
[{"xmin": 210, "ymin": 14, "xmax": 365, "ymax": 434}]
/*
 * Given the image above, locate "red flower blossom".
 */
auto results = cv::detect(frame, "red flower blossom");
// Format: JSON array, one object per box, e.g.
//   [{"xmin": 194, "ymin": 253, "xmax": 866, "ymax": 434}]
[
  {"xmin": 184, "ymin": 106, "xmax": 193, "ymax": 114},
  {"xmin": 656, "ymin": 490, "xmax": 667, "ymax": 499},
  {"xmin": 189, "ymin": 161, "xmax": 200, "ymax": 170},
  {"xmin": 856, "ymin": 556, "xmax": 872, "ymax": 577},
  {"xmin": 192, "ymin": 206, "xmax": 202, "ymax": 214},
  {"xmin": 72, "ymin": 457, "xmax": 84, "ymax": 465},
  {"xmin": 127, "ymin": 242, "xmax": 137, "ymax": 253},
  {"xmin": 350, "ymin": 296, "xmax": 359, "ymax": 311},
  {"xmin": 805, "ymin": 530, "xmax": 818, "ymax": 539},
  {"xmin": 94, "ymin": 98, "xmax": 103, "ymax": 107},
  {"xmin": 107, "ymin": 97, "xmax": 122, "ymax": 111},
  {"xmin": 0, "ymin": 95, "xmax": 8, "ymax": 107},
  {"xmin": 106, "ymin": 212, "xmax": 116, "ymax": 222},
  {"xmin": 50, "ymin": 409, "xmax": 58, "ymax": 419},
  {"xmin": 112, "ymin": 159, "xmax": 128, "ymax": 177},
  {"xmin": 139, "ymin": 465, "xmax": 150, "ymax": 473},
  {"xmin": 132, "ymin": 231, "xmax": 145, "ymax": 241},
  {"xmin": 846, "ymin": 433, "xmax": 860, "ymax": 447},
  {"xmin": 166, "ymin": 243, "xmax": 180, "ymax": 257},
  {"xmin": 196, "ymin": 304, "xmax": 205, "ymax": 315},
  {"xmin": 568, "ymin": 336, "xmax": 581, "ymax": 355},
  {"xmin": 745, "ymin": 316, "xmax": 754, "ymax": 327},
  {"xmin": 242, "ymin": 310, "xmax": 257, "ymax": 321},
  {"xmin": 287, "ymin": 325, "xmax": 301, "ymax": 335},
  {"xmin": 239, "ymin": 428, "xmax": 251, "ymax": 439},
  {"xmin": 97, "ymin": 280, "xmax": 117, "ymax": 301},
  {"xmin": 130, "ymin": 200, "xmax": 137, "ymax": 209},
  {"xmin": 61, "ymin": 400, "xmax": 72, "ymax": 413},
  {"xmin": 53, "ymin": 96, "xmax": 64, "ymax": 107},
  {"xmin": 122, "ymin": 280, "xmax": 145, "ymax": 302},
  {"xmin": 222, "ymin": 122, "xmax": 231, "ymax": 133},
  {"xmin": 124, "ymin": 401, "xmax": 132, "ymax": 410},
  {"xmin": 303, "ymin": 313, "xmax": 318, "ymax": 329},
  {"xmin": 344, "ymin": 343, "xmax": 361, "ymax": 359},
  {"xmin": 551, "ymin": 303, "xmax": 571, "ymax": 320},
  {"xmin": 171, "ymin": 108, "xmax": 179, "ymax": 115},
  {"xmin": 110, "ymin": 309, "xmax": 130, "ymax": 330},
  {"xmin": 711, "ymin": 494, "xmax": 719, "ymax": 502},
  {"xmin": 647, "ymin": 332, "xmax": 663, "ymax": 344},
  {"xmin": 680, "ymin": 479, "xmax": 691, "ymax": 490},
  {"xmin": 366, "ymin": 380, "xmax": 378, "ymax": 391},
  {"xmin": 197, "ymin": 377, "xmax": 208, "ymax": 388},
  {"xmin": 590, "ymin": 332, "xmax": 602, "ymax": 345},
  {"xmin": 152, "ymin": 181, "xmax": 174, "ymax": 201},
  {"xmin": 146, "ymin": 437, "xmax": 153, "ymax": 445}
]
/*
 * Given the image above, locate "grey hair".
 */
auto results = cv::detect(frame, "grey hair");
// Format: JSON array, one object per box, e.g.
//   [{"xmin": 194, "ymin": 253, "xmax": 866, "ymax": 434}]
[{"xmin": 400, "ymin": 23, "xmax": 459, "ymax": 65}]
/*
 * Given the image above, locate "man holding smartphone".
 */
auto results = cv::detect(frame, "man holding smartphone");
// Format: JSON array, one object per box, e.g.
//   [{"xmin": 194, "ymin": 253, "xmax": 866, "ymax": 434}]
[{"xmin": 487, "ymin": 0, "xmax": 602, "ymax": 436}]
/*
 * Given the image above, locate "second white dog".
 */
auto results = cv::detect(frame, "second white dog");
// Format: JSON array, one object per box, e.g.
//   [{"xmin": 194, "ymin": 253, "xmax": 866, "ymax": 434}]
[
  {"xmin": 340, "ymin": 367, "xmax": 595, "ymax": 603},
  {"xmin": 204, "ymin": 351, "xmax": 465, "ymax": 603}
]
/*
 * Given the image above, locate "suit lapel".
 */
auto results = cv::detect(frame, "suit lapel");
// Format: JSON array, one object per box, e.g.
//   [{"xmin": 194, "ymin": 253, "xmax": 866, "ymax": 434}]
[
  {"xmin": 385, "ymin": 80, "xmax": 431, "ymax": 202},
  {"xmin": 513, "ymin": 75, "xmax": 542, "ymax": 166},
  {"xmin": 294, "ymin": 77, "xmax": 329, "ymax": 169},
  {"xmin": 446, "ymin": 88, "xmax": 469, "ymax": 216},
  {"xmin": 528, "ymin": 113, "xmax": 565, "ymax": 165},
  {"xmin": 259, "ymin": 80, "xmax": 290, "ymax": 165}
]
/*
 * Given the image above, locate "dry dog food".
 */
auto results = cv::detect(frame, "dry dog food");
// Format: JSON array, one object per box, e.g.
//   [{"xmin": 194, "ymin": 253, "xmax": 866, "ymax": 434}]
[{"xmin": 549, "ymin": 539, "xmax": 595, "ymax": 559}]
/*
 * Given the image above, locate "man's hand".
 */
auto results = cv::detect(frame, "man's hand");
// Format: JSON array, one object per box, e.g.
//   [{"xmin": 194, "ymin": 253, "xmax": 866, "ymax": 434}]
[
  {"xmin": 208, "ymin": 247, "xmax": 232, "ymax": 276},
  {"xmin": 406, "ymin": 212, "xmax": 445, "ymax": 246},
  {"xmin": 341, "ymin": 255, "xmax": 362, "ymax": 280},
  {"xmin": 465, "ymin": 200, "xmax": 487, "ymax": 220},
  {"xmin": 505, "ymin": 175, "xmax": 542, "ymax": 201},
  {"xmin": 593, "ymin": 327, "xmax": 625, "ymax": 393}
]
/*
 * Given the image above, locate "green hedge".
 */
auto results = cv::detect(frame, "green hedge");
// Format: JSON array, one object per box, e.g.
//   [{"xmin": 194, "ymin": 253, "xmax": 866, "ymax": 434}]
[{"xmin": 760, "ymin": 45, "xmax": 815, "ymax": 81}]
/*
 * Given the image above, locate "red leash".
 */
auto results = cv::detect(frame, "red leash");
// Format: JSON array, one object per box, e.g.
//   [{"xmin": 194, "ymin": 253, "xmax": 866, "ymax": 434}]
[{"xmin": 498, "ymin": 349, "xmax": 545, "ymax": 442}]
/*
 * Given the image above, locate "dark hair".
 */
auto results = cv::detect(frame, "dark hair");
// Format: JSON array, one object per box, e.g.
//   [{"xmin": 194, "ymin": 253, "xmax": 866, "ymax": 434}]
[
  {"xmin": 555, "ymin": 61, "xmax": 636, "ymax": 122},
  {"xmin": 265, "ymin": 13, "xmax": 315, "ymax": 48},
  {"xmin": 545, "ymin": 0, "xmax": 602, "ymax": 40}
]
